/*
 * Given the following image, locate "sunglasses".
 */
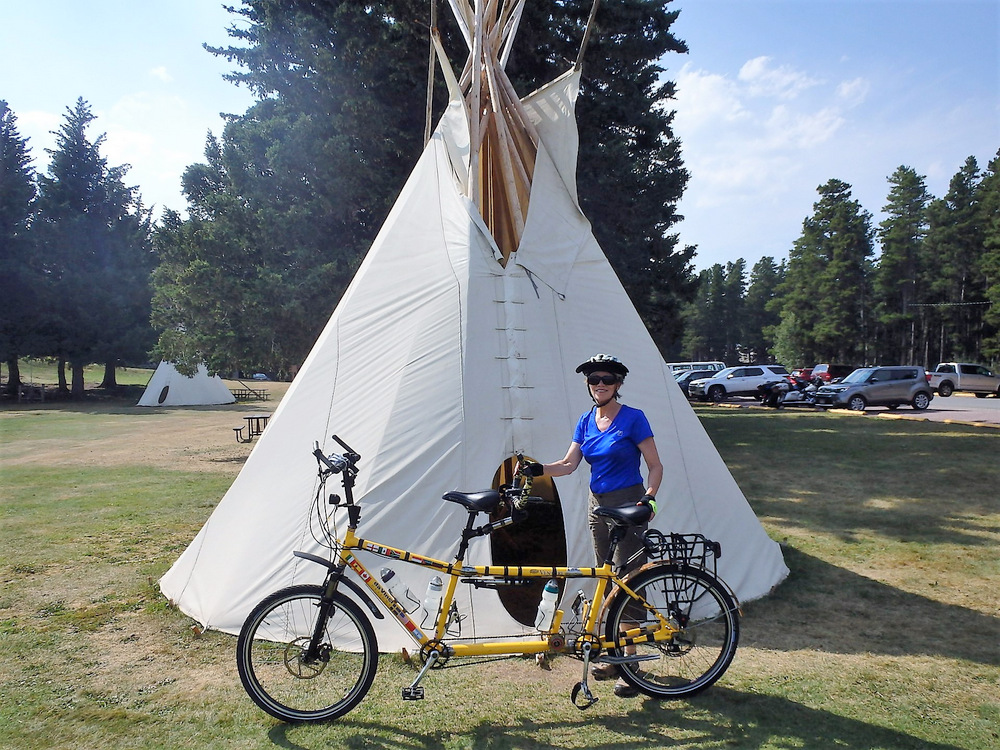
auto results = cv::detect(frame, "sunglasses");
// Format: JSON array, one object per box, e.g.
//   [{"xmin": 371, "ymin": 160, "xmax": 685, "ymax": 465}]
[{"xmin": 587, "ymin": 374, "xmax": 620, "ymax": 386}]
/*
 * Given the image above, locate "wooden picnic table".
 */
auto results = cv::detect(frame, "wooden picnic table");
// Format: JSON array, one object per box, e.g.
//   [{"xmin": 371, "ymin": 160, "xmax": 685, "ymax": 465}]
[
  {"xmin": 243, "ymin": 413, "xmax": 271, "ymax": 439},
  {"xmin": 232, "ymin": 387, "xmax": 269, "ymax": 401}
]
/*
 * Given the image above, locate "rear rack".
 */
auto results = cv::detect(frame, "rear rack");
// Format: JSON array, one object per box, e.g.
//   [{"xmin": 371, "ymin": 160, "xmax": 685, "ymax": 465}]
[{"xmin": 642, "ymin": 531, "xmax": 721, "ymax": 577}]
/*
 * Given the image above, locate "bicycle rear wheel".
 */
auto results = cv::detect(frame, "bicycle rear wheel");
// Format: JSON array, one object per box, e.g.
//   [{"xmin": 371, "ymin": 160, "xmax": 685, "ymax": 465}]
[
  {"xmin": 605, "ymin": 563, "xmax": 739, "ymax": 698},
  {"xmin": 236, "ymin": 584, "xmax": 378, "ymax": 722}
]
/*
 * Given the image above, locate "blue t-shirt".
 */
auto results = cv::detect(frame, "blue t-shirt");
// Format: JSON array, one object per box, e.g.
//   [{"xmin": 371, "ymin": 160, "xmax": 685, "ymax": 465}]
[{"xmin": 573, "ymin": 404, "xmax": 654, "ymax": 494}]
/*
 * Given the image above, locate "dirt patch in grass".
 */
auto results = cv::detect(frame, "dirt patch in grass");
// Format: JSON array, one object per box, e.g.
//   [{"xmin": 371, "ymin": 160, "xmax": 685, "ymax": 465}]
[{"xmin": 0, "ymin": 380, "xmax": 291, "ymax": 474}]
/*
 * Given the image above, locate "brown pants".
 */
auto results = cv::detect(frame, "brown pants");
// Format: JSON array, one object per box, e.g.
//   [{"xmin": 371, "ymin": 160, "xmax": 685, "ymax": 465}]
[{"xmin": 589, "ymin": 483, "xmax": 648, "ymax": 574}]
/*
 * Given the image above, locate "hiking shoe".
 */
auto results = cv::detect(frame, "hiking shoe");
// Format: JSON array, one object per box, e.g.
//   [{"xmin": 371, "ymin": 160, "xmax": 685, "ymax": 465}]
[
  {"xmin": 591, "ymin": 662, "xmax": 618, "ymax": 681},
  {"xmin": 613, "ymin": 678, "xmax": 639, "ymax": 698}
]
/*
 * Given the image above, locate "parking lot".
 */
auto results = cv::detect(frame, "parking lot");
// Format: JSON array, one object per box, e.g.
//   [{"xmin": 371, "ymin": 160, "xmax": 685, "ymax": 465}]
[
  {"xmin": 912, "ymin": 393, "xmax": 1000, "ymax": 425},
  {"xmin": 712, "ymin": 392, "xmax": 1000, "ymax": 426}
]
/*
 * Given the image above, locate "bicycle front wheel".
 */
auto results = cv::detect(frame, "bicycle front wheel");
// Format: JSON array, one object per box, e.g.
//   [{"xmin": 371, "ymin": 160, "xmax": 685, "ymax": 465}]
[
  {"xmin": 236, "ymin": 584, "xmax": 378, "ymax": 722},
  {"xmin": 605, "ymin": 563, "xmax": 740, "ymax": 699}
]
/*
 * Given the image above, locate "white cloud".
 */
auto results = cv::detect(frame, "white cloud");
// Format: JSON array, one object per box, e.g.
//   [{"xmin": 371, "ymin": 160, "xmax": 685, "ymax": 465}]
[
  {"xmin": 674, "ymin": 63, "xmax": 749, "ymax": 130},
  {"xmin": 675, "ymin": 58, "xmax": 848, "ymax": 207},
  {"xmin": 737, "ymin": 56, "xmax": 822, "ymax": 100},
  {"xmin": 836, "ymin": 77, "xmax": 871, "ymax": 107},
  {"xmin": 149, "ymin": 65, "xmax": 174, "ymax": 83},
  {"xmin": 672, "ymin": 56, "xmax": 873, "ymax": 267},
  {"xmin": 763, "ymin": 105, "xmax": 845, "ymax": 150}
]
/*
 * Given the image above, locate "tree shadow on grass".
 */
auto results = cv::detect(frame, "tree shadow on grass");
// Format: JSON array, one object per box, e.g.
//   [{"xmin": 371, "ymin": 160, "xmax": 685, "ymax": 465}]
[
  {"xmin": 267, "ymin": 686, "xmax": 967, "ymax": 749},
  {"xmin": 745, "ymin": 546, "xmax": 1000, "ymax": 666}
]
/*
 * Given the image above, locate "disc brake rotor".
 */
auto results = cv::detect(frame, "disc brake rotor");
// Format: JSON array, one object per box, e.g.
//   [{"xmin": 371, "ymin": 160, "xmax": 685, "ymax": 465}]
[{"xmin": 284, "ymin": 637, "xmax": 329, "ymax": 678}]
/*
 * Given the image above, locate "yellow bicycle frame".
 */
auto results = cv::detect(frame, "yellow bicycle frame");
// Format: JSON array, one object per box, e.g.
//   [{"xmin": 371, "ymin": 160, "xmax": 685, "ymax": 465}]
[{"xmin": 335, "ymin": 523, "xmax": 678, "ymax": 658}]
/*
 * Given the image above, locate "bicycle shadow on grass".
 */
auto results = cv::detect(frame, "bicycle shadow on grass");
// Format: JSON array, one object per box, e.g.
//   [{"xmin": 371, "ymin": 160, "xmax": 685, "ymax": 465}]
[
  {"xmin": 746, "ymin": 545, "xmax": 1000, "ymax": 667},
  {"xmin": 265, "ymin": 686, "xmax": 966, "ymax": 750}
]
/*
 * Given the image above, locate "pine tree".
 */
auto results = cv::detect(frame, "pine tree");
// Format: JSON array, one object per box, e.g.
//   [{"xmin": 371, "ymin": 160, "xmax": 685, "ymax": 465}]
[
  {"xmin": 923, "ymin": 157, "xmax": 987, "ymax": 362},
  {"xmin": 977, "ymin": 149, "xmax": 1000, "ymax": 363},
  {"xmin": 777, "ymin": 179, "xmax": 874, "ymax": 365},
  {"xmin": 153, "ymin": 1, "xmax": 433, "ymax": 376},
  {"xmin": 0, "ymin": 101, "xmax": 39, "ymax": 393},
  {"xmin": 874, "ymin": 166, "xmax": 931, "ymax": 364},
  {"xmin": 744, "ymin": 256, "xmax": 784, "ymax": 363},
  {"xmin": 680, "ymin": 260, "xmax": 744, "ymax": 363},
  {"xmin": 33, "ymin": 99, "xmax": 154, "ymax": 397},
  {"xmin": 152, "ymin": 0, "xmax": 697, "ymax": 372}
]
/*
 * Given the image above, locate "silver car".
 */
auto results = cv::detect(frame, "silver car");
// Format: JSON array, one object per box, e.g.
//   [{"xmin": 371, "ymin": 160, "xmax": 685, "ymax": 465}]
[
  {"xmin": 813, "ymin": 367, "xmax": 933, "ymax": 411},
  {"xmin": 689, "ymin": 365, "xmax": 791, "ymax": 402}
]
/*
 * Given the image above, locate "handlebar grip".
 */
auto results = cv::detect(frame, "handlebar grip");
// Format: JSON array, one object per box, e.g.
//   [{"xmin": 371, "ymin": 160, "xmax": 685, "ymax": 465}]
[{"xmin": 313, "ymin": 445, "xmax": 348, "ymax": 473}]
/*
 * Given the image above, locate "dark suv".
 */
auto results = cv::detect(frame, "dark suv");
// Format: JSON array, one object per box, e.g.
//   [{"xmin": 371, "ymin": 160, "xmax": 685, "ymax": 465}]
[
  {"xmin": 811, "ymin": 363, "xmax": 855, "ymax": 385},
  {"xmin": 813, "ymin": 366, "xmax": 933, "ymax": 411}
]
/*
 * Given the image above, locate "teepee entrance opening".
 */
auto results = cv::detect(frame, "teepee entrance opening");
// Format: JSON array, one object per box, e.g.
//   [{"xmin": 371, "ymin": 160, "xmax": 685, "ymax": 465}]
[{"xmin": 489, "ymin": 457, "xmax": 568, "ymax": 625}]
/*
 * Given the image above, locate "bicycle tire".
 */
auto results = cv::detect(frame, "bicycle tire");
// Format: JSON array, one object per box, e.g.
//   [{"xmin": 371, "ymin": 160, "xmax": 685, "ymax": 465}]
[
  {"xmin": 236, "ymin": 584, "xmax": 378, "ymax": 722},
  {"xmin": 604, "ymin": 563, "xmax": 740, "ymax": 699}
]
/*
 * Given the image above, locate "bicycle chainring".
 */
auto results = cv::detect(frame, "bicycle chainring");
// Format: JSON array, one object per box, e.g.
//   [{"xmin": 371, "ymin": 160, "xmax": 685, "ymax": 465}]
[
  {"xmin": 419, "ymin": 640, "xmax": 450, "ymax": 668},
  {"xmin": 573, "ymin": 632, "xmax": 602, "ymax": 661}
]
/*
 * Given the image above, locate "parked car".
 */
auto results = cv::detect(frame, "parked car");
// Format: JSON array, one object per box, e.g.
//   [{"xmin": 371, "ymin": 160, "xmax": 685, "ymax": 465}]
[
  {"xmin": 926, "ymin": 362, "xmax": 1000, "ymax": 398},
  {"xmin": 666, "ymin": 361, "xmax": 726, "ymax": 373},
  {"xmin": 688, "ymin": 365, "xmax": 791, "ymax": 402},
  {"xmin": 675, "ymin": 369, "xmax": 720, "ymax": 397},
  {"xmin": 813, "ymin": 366, "xmax": 933, "ymax": 411},
  {"xmin": 811, "ymin": 363, "xmax": 855, "ymax": 385}
]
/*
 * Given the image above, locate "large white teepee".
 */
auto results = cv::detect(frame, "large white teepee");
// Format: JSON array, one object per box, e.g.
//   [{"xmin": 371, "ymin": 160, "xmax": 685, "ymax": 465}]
[
  {"xmin": 161, "ymin": 8, "xmax": 787, "ymax": 651},
  {"xmin": 137, "ymin": 362, "xmax": 235, "ymax": 407}
]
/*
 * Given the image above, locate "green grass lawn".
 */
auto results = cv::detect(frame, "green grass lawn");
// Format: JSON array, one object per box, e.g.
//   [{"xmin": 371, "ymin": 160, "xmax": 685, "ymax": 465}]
[
  {"xmin": 0, "ymin": 403, "xmax": 997, "ymax": 749},
  {"xmin": 4, "ymin": 359, "xmax": 155, "ymax": 388}
]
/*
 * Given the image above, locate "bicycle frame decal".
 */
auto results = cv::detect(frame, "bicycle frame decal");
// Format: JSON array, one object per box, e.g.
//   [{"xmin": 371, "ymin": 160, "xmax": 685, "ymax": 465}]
[
  {"xmin": 345, "ymin": 553, "xmax": 429, "ymax": 640},
  {"xmin": 357, "ymin": 538, "xmax": 453, "ymax": 572}
]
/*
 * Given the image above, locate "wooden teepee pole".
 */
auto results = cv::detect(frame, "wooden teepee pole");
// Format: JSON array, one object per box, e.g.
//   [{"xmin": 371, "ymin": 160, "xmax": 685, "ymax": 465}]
[
  {"xmin": 424, "ymin": 0, "xmax": 438, "ymax": 146},
  {"xmin": 576, "ymin": 0, "xmax": 602, "ymax": 70}
]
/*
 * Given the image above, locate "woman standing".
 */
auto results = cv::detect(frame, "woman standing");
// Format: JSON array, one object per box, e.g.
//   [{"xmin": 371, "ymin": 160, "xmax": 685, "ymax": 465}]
[{"xmin": 523, "ymin": 354, "xmax": 663, "ymax": 697}]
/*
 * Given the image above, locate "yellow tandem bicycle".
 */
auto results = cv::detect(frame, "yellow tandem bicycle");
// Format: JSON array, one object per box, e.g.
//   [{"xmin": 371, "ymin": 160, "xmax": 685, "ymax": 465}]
[{"xmin": 236, "ymin": 435, "xmax": 741, "ymax": 721}]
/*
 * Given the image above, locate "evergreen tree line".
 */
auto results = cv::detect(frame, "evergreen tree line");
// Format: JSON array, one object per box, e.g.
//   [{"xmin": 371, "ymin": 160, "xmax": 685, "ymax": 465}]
[
  {"xmin": 2, "ymin": 1, "xmax": 692, "ymax": 396},
  {"xmin": 4, "ymin": 1, "xmax": 998, "ymax": 398},
  {"xmin": 680, "ymin": 155, "xmax": 1000, "ymax": 371},
  {"xmin": 149, "ymin": 0, "xmax": 696, "ymax": 380},
  {"xmin": 0, "ymin": 99, "xmax": 154, "ymax": 397}
]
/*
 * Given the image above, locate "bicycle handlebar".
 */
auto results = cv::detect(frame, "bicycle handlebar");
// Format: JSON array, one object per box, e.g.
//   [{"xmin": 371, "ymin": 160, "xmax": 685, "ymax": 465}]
[{"xmin": 313, "ymin": 434, "xmax": 361, "ymax": 476}]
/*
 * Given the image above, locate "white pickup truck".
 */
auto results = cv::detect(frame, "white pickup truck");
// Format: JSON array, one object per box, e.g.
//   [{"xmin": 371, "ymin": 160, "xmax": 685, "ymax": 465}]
[{"xmin": 926, "ymin": 362, "xmax": 1000, "ymax": 398}]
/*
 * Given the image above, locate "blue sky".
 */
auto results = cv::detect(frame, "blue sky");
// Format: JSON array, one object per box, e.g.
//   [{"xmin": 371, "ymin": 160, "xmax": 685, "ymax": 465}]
[
  {"xmin": 671, "ymin": 0, "xmax": 998, "ymax": 270},
  {"xmin": 2, "ymin": 1, "xmax": 997, "ymax": 272}
]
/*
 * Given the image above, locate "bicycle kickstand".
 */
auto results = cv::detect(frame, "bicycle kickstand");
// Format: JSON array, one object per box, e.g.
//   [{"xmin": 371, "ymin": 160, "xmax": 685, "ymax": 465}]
[
  {"xmin": 570, "ymin": 642, "xmax": 599, "ymax": 710},
  {"xmin": 401, "ymin": 648, "xmax": 440, "ymax": 701}
]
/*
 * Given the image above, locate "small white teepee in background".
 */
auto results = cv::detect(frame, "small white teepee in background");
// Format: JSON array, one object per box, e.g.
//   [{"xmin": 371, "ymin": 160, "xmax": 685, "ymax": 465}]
[
  {"xmin": 161, "ymin": 1, "xmax": 787, "ymax": 650},
  {"xmin": 137, "ymin": 362, "xmax": 235, "ymax": 407}
]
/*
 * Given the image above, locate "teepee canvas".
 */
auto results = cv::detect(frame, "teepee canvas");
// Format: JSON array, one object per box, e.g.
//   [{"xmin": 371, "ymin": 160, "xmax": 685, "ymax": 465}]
[
  {"xmin": 161, "ymin": 3, "xmax": 787, "ymax": 650},
  {"xmin": 137, "ymin": 362, "xmax": 235, "ymax": 407}
]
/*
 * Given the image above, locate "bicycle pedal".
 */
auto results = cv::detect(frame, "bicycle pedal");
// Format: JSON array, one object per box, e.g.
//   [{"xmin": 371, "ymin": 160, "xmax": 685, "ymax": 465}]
[{"xmin": 401, "ymin": 686, "xmax": 425, "ymax": 701}]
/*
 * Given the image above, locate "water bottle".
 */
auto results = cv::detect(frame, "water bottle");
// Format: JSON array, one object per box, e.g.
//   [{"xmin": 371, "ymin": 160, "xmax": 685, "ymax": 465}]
[
  {"xmin": 534, "ymin": 579, "xmax": 560, "ymax": 631},
  {"xmin": 422, "ymin": 575, "xmax": 443, "ymax": 625},
  {"xmin": 380, "ymin": 567, "xmax": 418, "ymax": 612}
]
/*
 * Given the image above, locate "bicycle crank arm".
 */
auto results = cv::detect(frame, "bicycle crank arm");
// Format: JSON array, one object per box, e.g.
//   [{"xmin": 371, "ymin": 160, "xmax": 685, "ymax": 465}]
[
  {"xmin": 402, "ymin": 649, "xmax": 440, "ymax": 701},
  {"xmin": 571, "ymin": 642, "xmax": 599, "ymax": 710}
]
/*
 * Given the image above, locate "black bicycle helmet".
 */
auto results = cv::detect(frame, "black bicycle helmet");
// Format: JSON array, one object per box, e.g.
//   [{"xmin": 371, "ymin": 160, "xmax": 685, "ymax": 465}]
[{"xmin": 575, "ymin": 353, "xmax": 629, "ymax": 378}]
